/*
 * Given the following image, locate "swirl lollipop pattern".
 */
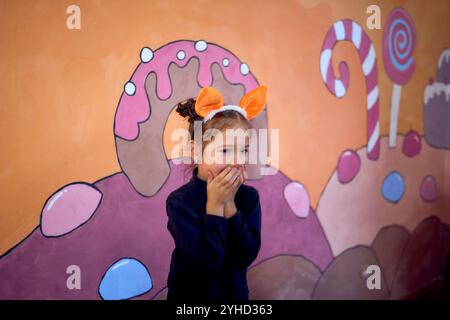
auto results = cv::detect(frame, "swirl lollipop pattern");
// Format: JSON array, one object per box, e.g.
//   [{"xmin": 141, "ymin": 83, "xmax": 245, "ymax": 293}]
[{"xmin": 383, "ymin": 8, "xmax": 416, "ymax": 147}]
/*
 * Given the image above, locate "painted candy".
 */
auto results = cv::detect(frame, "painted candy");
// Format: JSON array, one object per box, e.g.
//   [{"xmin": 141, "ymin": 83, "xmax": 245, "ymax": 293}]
[
  {"xmin": 284, "ymin": 181, "xmax": 310, "ymax": 218},
  {"xmin": 99, "ymin": 258, "xmax": 153, "ymax": 300},
  {"xmin": 382, "ymin": 171, "xmax": 405, "ymax": 203},
  {"xmin": 383, "ymin": 8, "xmax": 416, "ymax": 147},
  {"xmin": 383, "ymin": 8, "xmax": 416, "ymax": 85},
  {"xmin": 41, "ymin": 183, "xmax": 102, "ymax": 237},
  {"xmin": 337, "ymin": 150, "xmax": 361, "ymax": 183},
  {"xmin": 402, "ymin": 130, "xmax": 421, "ymax": 157},
  {"xmin": 420, "ymin": 175, "xmax": 437, "ymax": 202},
  {"xmin": 320, "ymin": 20, "xmax": 380, "ymax": 160}
]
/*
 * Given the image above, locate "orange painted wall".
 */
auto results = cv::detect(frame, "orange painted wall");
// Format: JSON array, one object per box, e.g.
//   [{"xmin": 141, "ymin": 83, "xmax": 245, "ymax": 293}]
[{"xmin": 0, "ymin": 0, "xmax": 449, "ymax": 255}]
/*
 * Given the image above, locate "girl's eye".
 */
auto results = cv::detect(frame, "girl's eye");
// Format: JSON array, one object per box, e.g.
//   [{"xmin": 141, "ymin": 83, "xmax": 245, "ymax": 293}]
[{"xmin": 221, "ymin": 148, "xmax": 229, "ymax": 153}]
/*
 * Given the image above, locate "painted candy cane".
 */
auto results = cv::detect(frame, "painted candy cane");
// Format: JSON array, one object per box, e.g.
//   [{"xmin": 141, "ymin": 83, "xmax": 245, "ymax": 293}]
[{"xmin": 320, "ymin": 19, "xmax": 380, "ymax": 160}]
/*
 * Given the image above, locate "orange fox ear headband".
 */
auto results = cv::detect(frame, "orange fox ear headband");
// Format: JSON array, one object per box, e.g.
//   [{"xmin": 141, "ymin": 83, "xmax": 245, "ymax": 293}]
[{"xmin": 194, "ymin": 86, "xmax": 267, "ymax": 123}]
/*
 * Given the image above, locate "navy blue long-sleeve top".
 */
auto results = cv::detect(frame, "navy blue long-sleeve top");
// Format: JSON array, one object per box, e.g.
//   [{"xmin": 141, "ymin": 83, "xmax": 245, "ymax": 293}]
[{"xmin": 165, "ymin": 166, "xmax": 262, "ymax": 301}]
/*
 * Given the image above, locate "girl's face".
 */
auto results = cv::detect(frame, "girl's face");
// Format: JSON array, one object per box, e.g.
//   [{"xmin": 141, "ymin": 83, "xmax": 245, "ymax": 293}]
[{"xmin": 194, "ymin": 124, "xmax": 250, "ymax": 180}]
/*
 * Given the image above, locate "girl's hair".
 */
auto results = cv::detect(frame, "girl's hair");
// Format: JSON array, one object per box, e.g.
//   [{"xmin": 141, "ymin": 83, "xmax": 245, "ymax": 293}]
[{"xmin": 175, "ymin": 97, "xmax": 253, "ymax": 179}]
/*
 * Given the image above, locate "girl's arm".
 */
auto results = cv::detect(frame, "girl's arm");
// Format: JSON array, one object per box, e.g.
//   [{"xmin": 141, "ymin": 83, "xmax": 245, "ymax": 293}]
[
  {"xmin": 226, "ymin": 187, "xmax": 262, "ymax": 268},
  {"xmin": 166, "ymin": 194, "xmax": 227, "ymax": 279}
]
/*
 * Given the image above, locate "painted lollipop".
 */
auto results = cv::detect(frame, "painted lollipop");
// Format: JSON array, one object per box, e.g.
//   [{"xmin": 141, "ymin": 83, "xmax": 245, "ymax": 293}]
[{"xmin": 382, "ymin": 7, "xmax": 416, "ymax": 147}]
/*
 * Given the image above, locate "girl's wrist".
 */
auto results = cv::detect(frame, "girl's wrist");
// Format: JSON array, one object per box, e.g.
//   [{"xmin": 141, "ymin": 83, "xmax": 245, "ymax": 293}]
[
  {"xmin": 224, "ymin": 200, "xmax": 237, "ymax": 218},
  {"xmin": 206, "ymin": 201, "xmax": 225, "ymax": 217}
]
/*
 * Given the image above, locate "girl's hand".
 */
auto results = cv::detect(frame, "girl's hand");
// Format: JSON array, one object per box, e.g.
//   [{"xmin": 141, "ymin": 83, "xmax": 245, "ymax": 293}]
[
  {"xmin": 229, "ymin": 166, "xmax": 246, "ymax": 199},
  {"xmin": 206, "ymin": 166, "xmax": 242, "ymax": 216},
  {"xmin": 224, "ymin": 166, "xmax": 246, "ymax": 218}
]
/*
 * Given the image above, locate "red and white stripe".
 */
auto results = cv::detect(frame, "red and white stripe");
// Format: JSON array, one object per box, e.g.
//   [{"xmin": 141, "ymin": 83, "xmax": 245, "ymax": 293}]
[{"xmin": 320, "ymin": 19, "xmax": 380, "ymax": 160}]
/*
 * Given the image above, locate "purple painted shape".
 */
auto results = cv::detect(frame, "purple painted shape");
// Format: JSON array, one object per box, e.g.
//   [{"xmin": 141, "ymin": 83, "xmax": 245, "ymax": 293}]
[
  {"xmin": 245, "ymin": 173, "xmax": 333, "ymax": 271},
  {"xmin": 284, "ymin": 181, "xmax": 310, "ymax": 218},
  {"xmin": 420, "ymin": 175, "xmax": 437, "ymax": 202},
  {"xmin": 402, "ymin": 130, "xmax": 421, "ymax": 157},
  {"xmin": 0, "ymin": 163, "xmax": 185, "ymax": 299},
  {"xmin": 114, "ymin": 40, "xmax": 259, "ymax": 141},
  {"xmin": 337, "ymin": 150, "xmax": 361, "ymax": 184},
  {"xmin": 41, "ymin": 183, "xmax": 102, "ymax": 237},
  {"xmin": 0, "ymin": 160, "xmax": 333, "ymax": 299}
]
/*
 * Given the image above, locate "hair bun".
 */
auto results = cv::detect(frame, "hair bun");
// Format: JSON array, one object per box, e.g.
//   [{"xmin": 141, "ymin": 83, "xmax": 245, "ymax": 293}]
[{"xmin": 175, "ymin": 98, "xmax": 203, "ymax": 124}]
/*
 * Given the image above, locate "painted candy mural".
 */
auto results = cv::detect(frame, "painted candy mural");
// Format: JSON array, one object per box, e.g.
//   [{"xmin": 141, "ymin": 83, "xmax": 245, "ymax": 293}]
[{"xmin": 0, "ymin": 1, "xmax": 449, "ymax": 300}]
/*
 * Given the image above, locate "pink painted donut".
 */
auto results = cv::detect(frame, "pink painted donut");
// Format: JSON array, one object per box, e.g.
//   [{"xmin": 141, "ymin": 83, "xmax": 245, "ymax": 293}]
[{"xmin": 114, "ymin": 40, "xmax": 259, "ymax": 141}]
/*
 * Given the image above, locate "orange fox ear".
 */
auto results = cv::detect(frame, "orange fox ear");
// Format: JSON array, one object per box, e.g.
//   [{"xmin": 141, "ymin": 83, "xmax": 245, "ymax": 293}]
[
  {"xmin": 239, "ymin": 86, "xmax": 267, "ymax": 120},
  {"xmin": 195, "ymin": 87, "xmax": 224, "ymax": 118}
]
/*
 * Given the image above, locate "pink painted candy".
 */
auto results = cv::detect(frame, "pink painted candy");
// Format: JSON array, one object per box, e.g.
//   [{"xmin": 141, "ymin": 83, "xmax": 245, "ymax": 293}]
[
  {"xmin": 41, "ymin": 183, "xmax": 103, "ymax": 237},
  {"xmin": 402, "ymin": 130, "xmax": 421, "ymax": 157},
  {"xmin": 337, "ymin": 150, "xmax": 361, "ymax": 184},
  {"xmin": 284, "ymin": 181, "xmax": 310, "ymax": 218},
  {"xmin": 420, "ymin": 175, "xmax": 437, "ymax": 202}
]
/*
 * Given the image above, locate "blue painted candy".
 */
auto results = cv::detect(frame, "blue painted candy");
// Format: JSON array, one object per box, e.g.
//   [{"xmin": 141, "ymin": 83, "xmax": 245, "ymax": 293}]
[
  {"xmin": 99, "ymin": 258, "xmax": 152, "ymax": 300},
  {"xmin": 382, "ymin": 171, "xmax": 405, "ymax": 203}
]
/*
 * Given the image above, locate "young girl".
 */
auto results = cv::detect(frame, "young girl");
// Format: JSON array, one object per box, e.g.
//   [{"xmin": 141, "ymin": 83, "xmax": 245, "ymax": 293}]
[{"xmin": 166, "ymin": 85, "xmax": 267, "ymax": 301}]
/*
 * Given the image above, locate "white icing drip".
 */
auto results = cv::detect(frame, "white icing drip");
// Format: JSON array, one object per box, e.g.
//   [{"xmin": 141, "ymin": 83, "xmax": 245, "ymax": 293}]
[{"xmin": 424, "ymin": 82, "xmax": 450, "ymax": 104}]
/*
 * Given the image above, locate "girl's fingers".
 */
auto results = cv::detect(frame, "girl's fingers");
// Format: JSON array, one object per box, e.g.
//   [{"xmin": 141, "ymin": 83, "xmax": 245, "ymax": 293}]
[
  {"xmin": 232, "ymin": 175, "xmax": 241, "ymax": 189},
  {"xmin": 215, "ymin": 167, "xmax": 245, "ymax": 191},
  {"xmin": 218, "ymin": 167, "xmax": 237, "ymax": 186},
  {"xmin": 220, "ymin": 172, "xmax": 239, "ymax": 192},
  {"xmin": 239, "ymin": 173, "xmax": 245, "ymax": 186},
  {"xmin": 235, "ymin": 170, "xmax": 243, "ymax": 183},
  {"xmin": 228, "ymin": 169, "xmax": 241, "ymax": 185},
  {"xmin": 228, "ymin": 171, "xmax": 243, "ymax": 191},
  {"xmin": 207, "ymin": 171, "xmax": 212, "ymax": 183},
  {"xmin": 216, "ymin": 166, "xmax": 232, "ymax": 182}
]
